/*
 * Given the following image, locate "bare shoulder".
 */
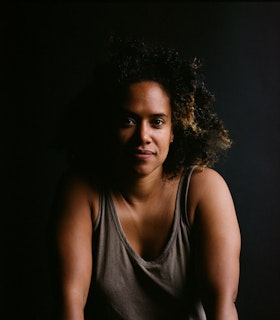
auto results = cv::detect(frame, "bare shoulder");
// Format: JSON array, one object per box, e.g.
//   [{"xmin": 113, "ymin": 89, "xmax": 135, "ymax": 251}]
[
  {"xmin": 190, "ymin": 166, "xmax": 228, "ymax": 188},
  {"xmin": 187, "ymin": 166, "xmax": 236, "ymax": 225},
  {"xmin": 53, "ymin": 169, "xmax": 100, "ymax": 224},
  {"xmin": 189, "ymin": 166, "xmax": 232, "ymax": 199}
]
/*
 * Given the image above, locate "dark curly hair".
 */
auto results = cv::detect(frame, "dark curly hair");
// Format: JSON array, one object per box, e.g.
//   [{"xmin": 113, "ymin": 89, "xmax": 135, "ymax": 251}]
[{"xmin": 59, "ymin": 36, "xmax": 231, "ymax": 178}]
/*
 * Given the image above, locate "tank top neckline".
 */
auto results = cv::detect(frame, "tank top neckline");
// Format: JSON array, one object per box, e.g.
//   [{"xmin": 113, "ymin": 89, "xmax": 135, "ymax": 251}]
[{"xmin": 106, "ymin": 172, "xmax": 189, "ymax": 267}]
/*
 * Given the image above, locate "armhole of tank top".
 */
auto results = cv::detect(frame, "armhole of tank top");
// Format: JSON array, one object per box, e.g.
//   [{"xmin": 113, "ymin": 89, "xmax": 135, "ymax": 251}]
[
  {"xmin": 93, "ymin": 190, "xmax": 103, "ymax": 232},
  {"xmin": 184, "ymin": 165, "xmax": 198, "ymax": 231}
]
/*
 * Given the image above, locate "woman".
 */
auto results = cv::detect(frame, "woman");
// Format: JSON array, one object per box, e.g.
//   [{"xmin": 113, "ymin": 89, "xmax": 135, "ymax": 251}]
[{"xmin": 49, "ymin": 37, "xmax": 241, "ymax": 319}]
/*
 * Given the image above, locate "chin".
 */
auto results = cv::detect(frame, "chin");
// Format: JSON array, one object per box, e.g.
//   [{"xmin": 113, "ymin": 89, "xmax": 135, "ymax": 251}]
[{"xmin": 130, "ymin": 164, "xmax": 163, "ymax": 178}]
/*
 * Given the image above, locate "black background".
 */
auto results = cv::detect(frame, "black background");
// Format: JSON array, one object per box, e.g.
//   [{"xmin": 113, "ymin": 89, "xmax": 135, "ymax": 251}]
[{"xmin": 2, "ymin": 2, "xmax": 280, "ymax": 319}]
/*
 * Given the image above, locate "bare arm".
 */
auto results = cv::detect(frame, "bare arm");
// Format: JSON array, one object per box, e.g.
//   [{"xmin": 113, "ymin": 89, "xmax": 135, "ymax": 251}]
[
  {"xmin": 189, "ymin": 168, "xmax": 241, "ymax": 320},
  {"xmin": 49, "ymin": 174, "xmax": 97, "ymax": 320}
]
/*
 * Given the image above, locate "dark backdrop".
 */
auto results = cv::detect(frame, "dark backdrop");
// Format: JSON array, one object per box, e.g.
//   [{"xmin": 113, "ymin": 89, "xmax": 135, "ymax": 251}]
[{"xmin": 2, "ymin": 2, "xmax": 280, "ymax": 319}]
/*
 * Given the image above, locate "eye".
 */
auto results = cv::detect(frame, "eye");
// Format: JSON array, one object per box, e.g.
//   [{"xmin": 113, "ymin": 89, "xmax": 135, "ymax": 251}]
[
  {"xmin": 120, "ymin": 117, "xmax": 136, "ymax": 128},
  {"xmin": 151, "ymin": 119, "xmax": 164, "ymax": 127}
]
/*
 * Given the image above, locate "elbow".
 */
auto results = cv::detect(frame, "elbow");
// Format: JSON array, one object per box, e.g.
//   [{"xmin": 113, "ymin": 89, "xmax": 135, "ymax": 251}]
[{"xmin": 202, "ymin": 292, "xmax": 239, "ymax": 320}]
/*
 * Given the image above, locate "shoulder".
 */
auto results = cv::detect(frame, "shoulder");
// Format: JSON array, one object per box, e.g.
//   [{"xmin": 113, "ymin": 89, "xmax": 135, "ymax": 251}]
[
  {"xmin": 53, "ymin": 168, "xmax": 101, "ymax": 223},
  {"xmin": 189, "ymin": 166, "xmax": 229, "ymax": 193},
  {"xmin": 187, "ymin": 165, "xmax": 230, "ymax": 196},
  {"xmin": 187, "ymin": 166, "xmax": 235, "ymax": 225}
]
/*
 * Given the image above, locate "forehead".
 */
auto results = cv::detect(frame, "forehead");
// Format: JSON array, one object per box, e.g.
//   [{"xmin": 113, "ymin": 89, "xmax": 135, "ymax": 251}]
[{"xmin": 122, "ymin": 81, "xmax": 171, "ymax": 115}]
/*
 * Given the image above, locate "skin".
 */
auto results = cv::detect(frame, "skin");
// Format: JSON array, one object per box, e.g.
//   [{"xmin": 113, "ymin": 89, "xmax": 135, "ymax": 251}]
[
  {"xmin": 114, "ymin": 81, "xmax": 174, "ymax": 179},
  {"xmin": 52, "ymin": 81, "xmax": 240, "ymax": 319}
]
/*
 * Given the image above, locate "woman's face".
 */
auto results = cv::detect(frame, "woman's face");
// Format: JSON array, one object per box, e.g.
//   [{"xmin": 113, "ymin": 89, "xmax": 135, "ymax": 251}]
[{"xmin": 115, "ymin": 81, "xmax": 174, "ymax": 178}]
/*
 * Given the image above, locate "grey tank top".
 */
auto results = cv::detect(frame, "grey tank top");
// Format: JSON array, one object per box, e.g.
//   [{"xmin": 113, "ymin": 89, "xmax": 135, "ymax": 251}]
[{"xmin": 85, "ymin": 167, "xmax": 206, "ymax": 320}]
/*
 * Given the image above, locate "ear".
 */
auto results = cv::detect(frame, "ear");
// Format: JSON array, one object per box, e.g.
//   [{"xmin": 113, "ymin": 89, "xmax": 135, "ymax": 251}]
[{"xmin": 170, "ymin": 131, "xmax": 174, "ymax": 143}]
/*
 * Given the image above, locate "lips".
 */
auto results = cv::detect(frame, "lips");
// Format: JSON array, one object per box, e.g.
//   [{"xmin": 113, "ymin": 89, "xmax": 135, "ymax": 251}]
[
  {"xmin": 135, "ymin": 149, "xmax": 154, "ymax": 155},
  {"xmin": 132, "ymin": 149, "xmax": 155, "ymax": 160}
]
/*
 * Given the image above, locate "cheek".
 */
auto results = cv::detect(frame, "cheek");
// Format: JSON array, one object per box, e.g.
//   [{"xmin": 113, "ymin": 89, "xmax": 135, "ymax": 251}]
[
  {"xmin": 117, "ymin": 129, "xmax": 133, "ymax": 144},
  {"xmin": 157, "ymin": 131, "xmax": 173, "ymax": 150}
]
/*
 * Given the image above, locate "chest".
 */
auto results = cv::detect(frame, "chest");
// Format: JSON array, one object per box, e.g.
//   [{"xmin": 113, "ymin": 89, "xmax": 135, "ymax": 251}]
[{"xmin": 112, "ymin": 190, "xmax": 178, "ymax": 261}]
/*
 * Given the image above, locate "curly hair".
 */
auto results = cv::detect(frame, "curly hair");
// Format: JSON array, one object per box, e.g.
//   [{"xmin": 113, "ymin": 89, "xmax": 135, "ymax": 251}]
[{"xmin": 60, "ymin": 36, "xmax": 231, "ymax": 178}]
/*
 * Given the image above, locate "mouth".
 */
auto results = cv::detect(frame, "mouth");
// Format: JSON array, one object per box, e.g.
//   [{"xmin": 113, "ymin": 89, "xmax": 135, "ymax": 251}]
[
  {"xmin": 135, "ymin": 149, "xmax": 154, "ymax": 155},
  {"xmin": 133, "ymin": 149, "xmax": 155, "ymax": 160}
]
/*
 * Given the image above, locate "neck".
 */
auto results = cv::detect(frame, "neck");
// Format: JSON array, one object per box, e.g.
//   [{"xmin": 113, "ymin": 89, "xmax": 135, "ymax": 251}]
[{"xmin": 113, "ymin": 168, "xmax": 167, "ymax": 204}]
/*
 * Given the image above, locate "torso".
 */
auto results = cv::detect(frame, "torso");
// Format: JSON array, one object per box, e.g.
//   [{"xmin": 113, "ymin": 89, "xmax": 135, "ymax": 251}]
[
  {"xmin": 85, "ymin": 166, "xmax": 207, "ymax": 319},
  {"xmin": 111, "ymin": 176, "xmax": 181, "ymax": 261},
  {"xmin": 84, "ymin": 168, "xmax": 201, "ymax": 261}
]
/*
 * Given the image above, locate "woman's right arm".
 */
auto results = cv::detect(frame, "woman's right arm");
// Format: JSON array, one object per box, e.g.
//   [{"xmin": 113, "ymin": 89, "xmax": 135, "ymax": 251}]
[{"xmin": 48, "ymin": 174, "xmax": 96, "ymax": 320}]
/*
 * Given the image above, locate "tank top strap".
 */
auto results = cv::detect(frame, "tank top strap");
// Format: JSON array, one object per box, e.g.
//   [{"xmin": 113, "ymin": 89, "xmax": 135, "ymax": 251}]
[
  {"xmin": 93, "ymin": 186, "xmax": 106, "ymax": 232},
  {"xmin": 179, "ymin": 165, "xmax": 198, "ymax": 231}
]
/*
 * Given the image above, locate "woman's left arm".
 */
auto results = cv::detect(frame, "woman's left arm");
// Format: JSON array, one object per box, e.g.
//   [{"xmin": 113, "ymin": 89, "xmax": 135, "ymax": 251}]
[{"xmin": 189, "ymin": 168, "xmax": 241, "ymax": 320}]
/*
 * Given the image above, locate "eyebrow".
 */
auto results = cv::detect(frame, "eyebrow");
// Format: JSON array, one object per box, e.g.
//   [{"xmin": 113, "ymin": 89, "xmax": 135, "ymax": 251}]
[
  {"xmin": 120, "ymin": 110, "xmax": 168, "ymax": 118},
  {"xmin": 151, "ymin": 113, "xmax": 168, "ymax": 118}
]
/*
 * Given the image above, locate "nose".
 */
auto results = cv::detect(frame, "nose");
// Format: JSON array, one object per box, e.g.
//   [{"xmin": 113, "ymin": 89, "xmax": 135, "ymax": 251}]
[{"xmin": 137, "ymin": 121, "xmax": 151, "ymax": 144}]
